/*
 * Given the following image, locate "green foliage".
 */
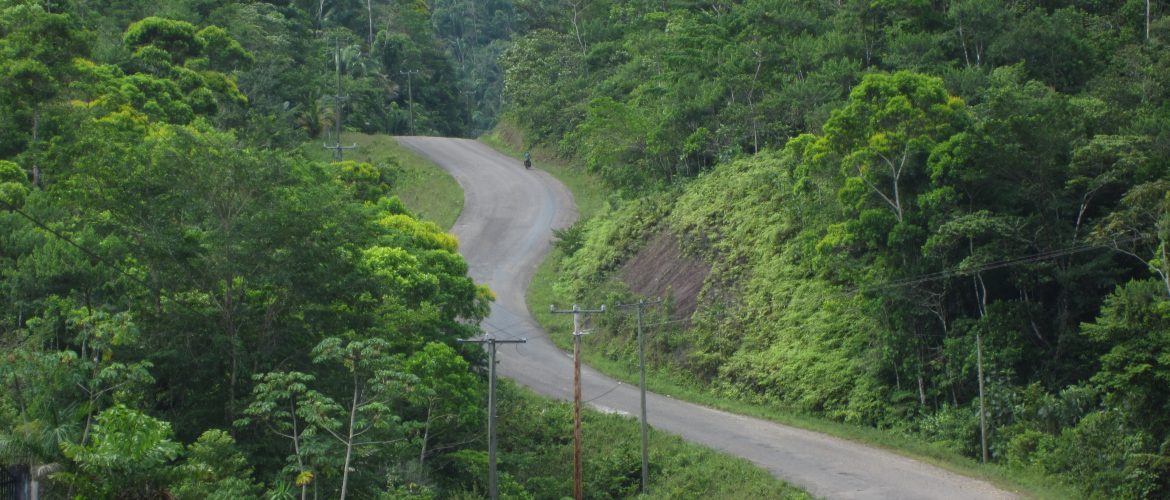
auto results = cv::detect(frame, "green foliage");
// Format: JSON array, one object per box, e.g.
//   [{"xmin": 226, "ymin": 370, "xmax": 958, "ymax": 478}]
[
  {"xmin": 0, "ymin": 159, "xmax": 28, "ymax": 207},
  {"xmin": 124, "ymin": 17, "xmax": 205, "ymax": 63},
  {"xmin": 529, "ymin": 2, "xmax": 1170, "ymax": 492},
  {"xmin": 554, "ymin": 194, "xmax": 673, "ymax": 300},
  {"xmin": 330, "ymin": 160, "xmax": 395, "ymax": 203},
  {"xmin": 241, "ymin": 337, "xmax": 418, "ymax": 498},
  {"xmin": 1082, "ymin": 280, "xmax": 1170, "ymax": 437},
  {"xmin": 171, "ymin": 429, "xmax": 261, "ymax": 499},
  {"xmin": 1, "ymin": 5, "xmax": 494, "ymax": 496},
  {"xmin": 489, "ymin": 382, "xmax": 807, "ymax": 499},
  {"xmin": 8, "ymin": 0, "xmax": 1170, "ymax": 497},
  {"xmin": 58, "ymin": 404, "xmax": 183, "ymax": 499}
]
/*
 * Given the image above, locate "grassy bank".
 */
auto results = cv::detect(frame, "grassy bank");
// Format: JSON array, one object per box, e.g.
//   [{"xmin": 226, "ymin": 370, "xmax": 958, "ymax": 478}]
[
  {"xmin": 480, "ymin": 125, "xmax": 606, "ymax": 221},
  {"xmin": 303, "ymin": 132, "xmax": 462, "ymax": 230},
  {"xmin": 497, "ymin": 381, "xmax": 810, "ymax": 499},
  {"xmin": 488, "ymin": 136, "xmax": 1075, "ymax": 500}
]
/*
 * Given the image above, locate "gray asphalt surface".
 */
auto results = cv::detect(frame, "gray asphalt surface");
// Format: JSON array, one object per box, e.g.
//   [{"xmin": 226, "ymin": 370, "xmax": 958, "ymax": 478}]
[{"xmin": 395, "ymin": 136, "xmax": 1018, "ymax": 500}]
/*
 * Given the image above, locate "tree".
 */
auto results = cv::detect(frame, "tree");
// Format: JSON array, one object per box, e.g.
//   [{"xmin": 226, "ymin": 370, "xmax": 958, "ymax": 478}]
[
  {"xmin": 500, "ymin": 28, "xmax": 586, "ymax": 142},
  {"xmin": 1093, "ymin": 180, "xmax": 1170, "ymax": 297},
  {"xmin": 822, "ymin": 71, "xmax": 966, "ymax": 226},
  {"xmin": 402, "ymin": 342, "xmax": 481, "ymax": 468},
  {"xmin": 1083, "ymin": 279, "xmax": 1170, "ymax": 437},
  {"xmin": 811, "ymin": 71, "xmax": 967, "ymax": 409},
  {"xmin": 171, "ymin": 429, "xmax": 261, "ymax": 499},
  {"xmin": 236, "ymin": 371, "xmax": 322, "ymax": 500},
  {"xmin": 57, "ymin": 405, "xmax": 182, "ymax": 499},
  {"xmin": 242, "ymin": 337, "xmax": 416, "ymax": 499},
  {"xmin": 0, "ymin": 3, "xmax": 89, "ymax": 164},
  {"xmin": 0, "ymin": 160, "xmax": 29, "ymax": 207}
]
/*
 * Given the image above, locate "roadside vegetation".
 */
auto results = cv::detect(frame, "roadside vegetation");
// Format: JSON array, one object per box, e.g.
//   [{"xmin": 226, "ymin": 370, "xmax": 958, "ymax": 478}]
[
  {"xmin": 494, "ymin": 381, "xmax": 811, "ymax": 500},
  {"xmin": 500, "ymin": 2, "xmax": 1170, "ymax": 498},
  {"xmin": 303, "ymin": 131, "xmax": 463, "ymax": 229},
  {"xmin": 513, "ymin": 128, "xmax": 1072, "ymax": 499},
  {"xmin": 0, "ymin": 1, "xmax": 807, "ymax": 497}
]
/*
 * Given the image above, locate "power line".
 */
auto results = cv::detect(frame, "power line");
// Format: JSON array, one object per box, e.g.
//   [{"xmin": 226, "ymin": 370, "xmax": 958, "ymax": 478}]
[
  {"xmin": 584, "ymin": 381, "xmax": 623, "ymax": 403},
  {"xmin": 0, "ymin": 199, "xmax": 206, "ymax": 318},
  {"xmin": 3, "ymin": 200, "xmax": 146, "ymax": 290},
  {"xmin": 457, "ymin": 334, "xmax": 525, "ymax": 500},
  {"xmin": 849, "ymin": 234, "xmax": 1145, "ymax": 295},
  {"xmin": 615, "ymin": 298, "xmax": 661, "ymax": 495},
  {"xmin": 480, "ymin": 318, "xmax": 527, "ymax": 342},
  {"xmin": 550, "ymin": 303, "xmax": 606, "ymax": 500}
]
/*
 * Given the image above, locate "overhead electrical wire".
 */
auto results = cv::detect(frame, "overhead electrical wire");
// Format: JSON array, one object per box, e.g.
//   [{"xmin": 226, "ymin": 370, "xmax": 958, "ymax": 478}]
[{"xmin": 848, "ymin": 234, "xmax": 1144, "ymax": 295}]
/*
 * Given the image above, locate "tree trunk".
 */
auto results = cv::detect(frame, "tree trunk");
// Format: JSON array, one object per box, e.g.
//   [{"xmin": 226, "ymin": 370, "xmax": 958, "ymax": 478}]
[
  {"xmin": 366, "ymin": 0, "xmax": 374, "ymax": 45},
  {"xmin": 316, "ymin": 0, "xmax": 326, "ymax": 33},
  {"xmin": 339, "ymin": 370, "xmax": 360, "ymax": 500},
  {"xmin": 419, "ymin": 401, "xmax": 434, "ymax": 467}
]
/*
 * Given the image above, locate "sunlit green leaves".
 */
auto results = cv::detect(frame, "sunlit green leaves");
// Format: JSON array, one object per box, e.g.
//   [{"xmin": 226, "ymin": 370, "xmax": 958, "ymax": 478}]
[{"xmin": 58, "ymin": 405, "xmax": 182, "ymax": 498}]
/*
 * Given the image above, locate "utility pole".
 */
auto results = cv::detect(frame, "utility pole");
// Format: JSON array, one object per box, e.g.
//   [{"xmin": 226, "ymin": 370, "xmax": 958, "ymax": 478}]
[
  {"xmin": 550, "ymin": 303, "xmax": 606, "ymax": 500},
  {"xmin": 974, "ymin": 272, "xmax": 990, "ymax": 464},
  {"xmin": 400, "ymin": 69, "xmax": 419, "ymax": 135},
  {"xmin": 462, "ymin": 89, "xmax": 475, "ymax": 137},
  {"xmin": 457, "ymin": 335, "xmax": 526, "ymax": 500},
  {"xmin": 323, "ymin": 40, "xmax": 356, "ymax": 160},
  {"xmin": 616, "ymin": 298, "xmax": 661, "ymax": 495}
]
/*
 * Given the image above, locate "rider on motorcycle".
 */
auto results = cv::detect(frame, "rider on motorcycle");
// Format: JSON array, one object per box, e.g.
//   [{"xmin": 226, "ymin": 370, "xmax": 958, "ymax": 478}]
[{"xmin": 523, "ymin": 151, "xmax": 532, "ymax": 169}]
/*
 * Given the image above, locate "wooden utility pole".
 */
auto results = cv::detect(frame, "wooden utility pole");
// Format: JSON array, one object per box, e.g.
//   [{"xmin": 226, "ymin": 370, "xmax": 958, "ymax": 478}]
[
  {"xmin": 616, "ymin": 298, "xmax": 661, "ymax": 495},
  {"xmin": 550, "ymin": 304, "xmax": 606, "ymax": 500},
  {"xmin": 457, "ymin": 335, "xmax": 526, "ymax": 500}
]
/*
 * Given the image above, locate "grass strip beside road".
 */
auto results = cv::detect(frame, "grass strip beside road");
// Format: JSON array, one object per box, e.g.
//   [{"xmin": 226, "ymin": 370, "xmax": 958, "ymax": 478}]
[
  {"xmin": 303, "ymin": 132, "xmax": 462, "ymax": 230},
  {"xmin": 480, "ymin": 127, "xmax": 606, "ymax": 221},
  {"xmin": 494, "ymin": 135, "xmax": 1075, "ymax": 500},
  {"xmin": 500, "ymin": 380, "xmax": 812, "ymax": 499}
]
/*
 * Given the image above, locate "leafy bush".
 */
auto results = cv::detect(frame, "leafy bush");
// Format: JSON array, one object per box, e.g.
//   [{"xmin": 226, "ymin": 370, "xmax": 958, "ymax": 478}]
[{"xmin": 918, "ymin": 404, "xmax": 980, "ymax": 457}]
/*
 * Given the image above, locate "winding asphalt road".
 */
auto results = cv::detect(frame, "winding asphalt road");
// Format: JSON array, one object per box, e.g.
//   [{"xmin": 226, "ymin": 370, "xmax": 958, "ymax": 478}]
[{"xmin": 396, "ymin": 136, "xmax": 1017, "ymax": 500}]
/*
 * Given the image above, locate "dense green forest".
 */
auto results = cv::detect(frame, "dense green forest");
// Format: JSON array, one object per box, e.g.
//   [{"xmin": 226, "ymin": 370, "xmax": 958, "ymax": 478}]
[
  {"xmin": 0, "ymin": 0, "xmax": 811, "ymax": 498},
  {"xmin": 4, "ymin": 0, "xmax": 1170, "ymax": 497},
  {"xmin": 498, "ymin": 0, "xmax": 1170, "ymax": 497}
]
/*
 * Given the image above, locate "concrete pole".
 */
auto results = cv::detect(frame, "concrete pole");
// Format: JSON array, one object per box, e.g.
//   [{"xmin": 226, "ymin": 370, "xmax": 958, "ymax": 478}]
[
  {"xmin": 617, "ymin": 298, "xmax": 661, "ymax": 494},
  {"xmin": 458, "ymin": 335, "xmax": 526, "ymax": 500}
]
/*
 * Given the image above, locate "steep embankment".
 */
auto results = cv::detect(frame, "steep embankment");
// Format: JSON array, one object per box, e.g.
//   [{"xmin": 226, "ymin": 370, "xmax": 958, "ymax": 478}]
[
  {"xmin": 620, "ymin": 230, "xmax": 710, "ymax": 320},
  {"xmin": 399, "ymin": 136, "xmax": 1018, "ymax": 500}
]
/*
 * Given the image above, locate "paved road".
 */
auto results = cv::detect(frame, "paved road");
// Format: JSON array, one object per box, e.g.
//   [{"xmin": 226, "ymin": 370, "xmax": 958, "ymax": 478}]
[{"xmin": 396, "ymin": 136, "xmax": 1018, "ymax": 500}]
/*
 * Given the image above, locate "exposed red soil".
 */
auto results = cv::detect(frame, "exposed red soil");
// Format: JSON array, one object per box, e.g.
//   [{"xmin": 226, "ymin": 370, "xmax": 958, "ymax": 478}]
[{"xmin": 620, "ymin": 229, "xmax": 710, "ymax": 321}]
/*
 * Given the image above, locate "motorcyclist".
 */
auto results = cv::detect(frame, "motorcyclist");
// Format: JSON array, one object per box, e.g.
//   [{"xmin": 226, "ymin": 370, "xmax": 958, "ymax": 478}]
[{"xmin": 523, "ymin": 151, "xmax": 532, "ymax": 169}]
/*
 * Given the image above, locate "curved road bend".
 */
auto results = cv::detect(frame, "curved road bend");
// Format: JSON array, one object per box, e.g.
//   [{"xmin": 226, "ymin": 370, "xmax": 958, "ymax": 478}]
[{"xmin": 395, "ymin": 136, "xmax": 1017, "ymax": 500}]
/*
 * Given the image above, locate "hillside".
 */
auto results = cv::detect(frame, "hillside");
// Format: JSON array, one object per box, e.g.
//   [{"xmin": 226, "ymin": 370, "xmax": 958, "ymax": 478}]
[
  {"xmin": 501, "ymin": 1, "xmax": 1170, "ymax": 498},
  {"xmin": 0, "ymin": 2, "xmax": 804, "ymax": 498}
]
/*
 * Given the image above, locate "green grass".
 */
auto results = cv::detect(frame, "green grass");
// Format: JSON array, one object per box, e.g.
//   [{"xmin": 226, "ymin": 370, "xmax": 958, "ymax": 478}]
[
  {"xmin": 479, "ymin": 125, "xmax": 606, "ymax": 221},
  {"xmin": 483, "ymin": 122, "xmax": 1073, "ymax": 497},
  {"xmin": 527, "ymin": 266, "xmax": 1075, "ymax": 499},
  {"xmin": 486, "ymin": 135, "xmax": 1078, "ymax": 500},
  {"xmin": 569, "ymin": 339, "xmax": 1076, "ymax": 499},
  {"xmin": 498, "ymin": 381, "xmax": 811, "ymax": 499},
  {"xmin": 303, "ymin": 132, "xmax": 462, "ymax": 230}
]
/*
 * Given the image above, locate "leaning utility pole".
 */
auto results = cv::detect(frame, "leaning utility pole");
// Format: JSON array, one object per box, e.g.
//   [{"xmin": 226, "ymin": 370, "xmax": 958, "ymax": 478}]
[
  {"xmin": 457, "ymin": 334, "xmax": 526, "ymax": 500},
  {"xmin": 550, "ymin": 303, "xmax": 606, "ymax": 500},
  {"xmin": 399, "ymin": 69, "xmax": 419, "ymax": 135},
  {"xmin": 323, "ymin": 40, "xmax": 356, "ymax": 159},
  {"xmin": 616, "ymin": 298, "xmax": 661, "ymax": 495}
]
